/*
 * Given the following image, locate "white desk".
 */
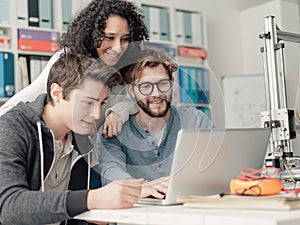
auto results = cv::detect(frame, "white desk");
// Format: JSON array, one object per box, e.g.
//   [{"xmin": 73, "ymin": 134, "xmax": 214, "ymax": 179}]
[{"xmin": 75, "ymin": 204, "xmax": 300, "ymax": 225}]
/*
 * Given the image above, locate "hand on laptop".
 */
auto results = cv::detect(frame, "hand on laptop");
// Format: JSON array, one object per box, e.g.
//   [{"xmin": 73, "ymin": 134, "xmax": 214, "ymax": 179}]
[{"xmin": 140, "ymin": 176, "xmax": 169, "ymax": 199}]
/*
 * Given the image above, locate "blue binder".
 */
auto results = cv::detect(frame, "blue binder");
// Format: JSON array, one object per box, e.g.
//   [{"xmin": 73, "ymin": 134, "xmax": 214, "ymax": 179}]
[
  {"xmin": 178, "ymin": 66, "xmax": 191, "ymax": 103},
  {"xmin": 39, "ymin": 0, "xmax": 52, "ymax": 28},
  {"xmin": 0, "ymin": 0, "xmax": 10, "ymax": 24},
  {"xmin": 142, "ymin": 5, "xmax": 150, "ymax": 33},
  {"xmin": 183, "ymin": 11, "xmax": 192, "ymax": 44},
  {"xmin": 188, "ymin": 67, "xmax": 199, "ymax": 103},
  {"xmin": 62, "ymin": 0, "xmax": 72, "ymax": 30},
  {"xmin": 159, "ymin": 8, "xmax": 170, "ymax": 41},
  {"xmin": 0, "ymin": 52, "xmax": 14, "ymax": 97}
]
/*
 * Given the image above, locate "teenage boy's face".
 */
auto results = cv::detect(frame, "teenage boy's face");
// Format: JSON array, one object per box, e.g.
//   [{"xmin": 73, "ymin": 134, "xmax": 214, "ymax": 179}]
[
  {"xmin": 61, "ymin": 78, "xmax": 108, "ymax": 135},
  {"xmin": 130, "ymin": 64, "xmax": 173, "ymax": 118},
  {"xmin": 97, "ymin": 15, "xmax": 130, "ymax": 66}
]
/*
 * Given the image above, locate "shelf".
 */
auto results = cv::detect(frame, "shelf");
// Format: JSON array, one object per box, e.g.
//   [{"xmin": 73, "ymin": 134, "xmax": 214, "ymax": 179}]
[
  {"xmin": 0, "ymin": 48, "xmax": 13, "ymax": 53},
  {"xmin": 0, "ymin": 24, "xmax": 12, "ymax": 29},
  {"xmin": 17, "ymin": 50, "xmax": 54, "ymax": 57}
]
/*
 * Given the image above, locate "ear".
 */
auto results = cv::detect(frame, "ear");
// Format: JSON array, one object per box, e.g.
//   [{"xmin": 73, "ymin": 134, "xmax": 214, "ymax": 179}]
[
  {"xmin": 127, "ymin": 84, "xmax": 136, "ymax": 100},
  {"xmin": 50, "ymin": 83, "xmax": 63, "ymax": 103}
]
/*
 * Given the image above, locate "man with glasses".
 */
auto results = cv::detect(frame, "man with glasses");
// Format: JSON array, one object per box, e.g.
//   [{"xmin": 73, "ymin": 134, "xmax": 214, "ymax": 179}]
[{"xmin": 97, "ymin": 47, "xmax": 213, "ymax": 199}]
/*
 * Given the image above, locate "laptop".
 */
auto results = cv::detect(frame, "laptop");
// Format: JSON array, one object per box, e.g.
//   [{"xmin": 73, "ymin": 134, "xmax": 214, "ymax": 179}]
[{"xmin": 138, "ymin": 128, "xmax": 270, "ymax": 205}]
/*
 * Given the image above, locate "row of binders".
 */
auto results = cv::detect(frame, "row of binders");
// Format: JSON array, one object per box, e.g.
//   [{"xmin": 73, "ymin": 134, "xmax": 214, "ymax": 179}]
[
  {"xmin": 175, "ymin": 66, "xmax": 210, "ymax": 104},
  {"xmin": 18, "ymin": 28, "xmax": 60, "ymax": 53},
  {"xmin": 17, "ymin": 55, "xmax": 50, "ymax": 92},
  {"xmin": 142, "ymin": 5, "xmax": 204, "ymax": 46},
  {"xmin": 0, "ymin": 0, "xmax": 90, "ymax": 29},
  {"xmin": 146, "ymin": 42, "xmax": 208, "ymax": 61}
]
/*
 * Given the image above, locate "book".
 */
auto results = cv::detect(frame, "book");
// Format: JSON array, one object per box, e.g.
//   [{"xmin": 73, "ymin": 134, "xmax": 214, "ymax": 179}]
[
  {"xmin": 18, "ymin": 39, "xmax": 59, "ymax": 52},
  {"xmin": 178, "ymin": 194, "xmax": 300, "ymax": 210},
  {"xmin": 178, "ymin": 46, "xmax": 208, "ymax": 60},
  {"xmin": 18, "ymin": 28, "xmax": 60, "ymax": 42}
]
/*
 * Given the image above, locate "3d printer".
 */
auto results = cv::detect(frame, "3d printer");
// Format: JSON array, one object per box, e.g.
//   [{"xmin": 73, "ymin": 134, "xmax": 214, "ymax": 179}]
[{"xmin": 260, "ymin": 15, "xmax": 300, "ymax": 188}]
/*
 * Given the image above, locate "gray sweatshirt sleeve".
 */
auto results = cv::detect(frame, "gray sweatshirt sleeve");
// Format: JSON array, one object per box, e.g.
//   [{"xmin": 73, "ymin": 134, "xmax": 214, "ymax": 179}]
[
  {"xmin": 0, "ymin": 116, "xmax": 75, "ymax": 224},
  {"xmin": 97, "ymin": 131, "xmax": 132, "ymax": 186}
]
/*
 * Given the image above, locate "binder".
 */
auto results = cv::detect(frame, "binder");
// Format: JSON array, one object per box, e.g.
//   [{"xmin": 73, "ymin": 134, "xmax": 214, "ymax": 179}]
[
  {"xmin": 62, "ymin": 0, "xmax": 72, "ymax": 30},
  {"xmin": 196, "ymin": 68, "xmax": 209, "ymax": 103},
  {"xmin": 39, "ymin": 0, "xmax": 53, "ymax": 28},
  {"xmin": 0, "ymin": 52, "xmax": 14, "ymax": 97},
  {"xmin": 202, "ymin": 68, "xmax": 210, "ymax": 103},
  {"xmin": 141, "ymin": 5, "xmax": 150, "ymax": 33},
  {"xmin": 149, "ymin": 6, "xmax": 160, "ymax": 40},
  {"xmin": 159, "ymin": 8, "xmax": 170, "ymax": 41},
  {"xmin": 28, "ymin": 0, "xmax": 39, "ymax": 27},
  {"xmin": 196, "ymin": 68, "xmax": 204, "ymax": 103},
  {"xmin": 18, "ymin": 39, "xmax": 59, "ymax": 53},
  {"xmin": 0, "ymin": 0, "xmax": 10, "ymax": 25},
  {"xmin": 188, "ymin": 67, "xmax": 199, "ymax": 103},
  {"xmin": 183, "ymin": 11, "xmax": 192, "ymax": 44},
  {"xmin": 18, "ymin": 28, "xmax": 60, "ymax": 42},
  {"xmin": 178, "ymin": 46, "xmax": 207, "ymax": 60},
  {"xmin": 191, "ymin": 12, "xmax": 203, "ymax": 46},
  {"xmin": 175, "ymin": 11, "xmax": 184, "ymax": 44},
  {"xmin": 17, "ymin": 0, "xmax": 28, "ymax": 27},
  {"xmin": 178, "ymin": 66, "xmax": 190, "ymax": 103},
  {"xmin": 18, "ymin": 56, "xmax": 29, "ymax": 89},
  {"xmin": 29, "ymin": 56, "xmax": 41, "ymax": 83}
]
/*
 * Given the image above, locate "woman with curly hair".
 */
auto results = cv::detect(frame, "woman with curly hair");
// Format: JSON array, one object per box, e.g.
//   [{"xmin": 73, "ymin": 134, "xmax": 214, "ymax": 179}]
[{"xmin": 0, "ymin": 0, "xmax": 149, "ymax": 137}]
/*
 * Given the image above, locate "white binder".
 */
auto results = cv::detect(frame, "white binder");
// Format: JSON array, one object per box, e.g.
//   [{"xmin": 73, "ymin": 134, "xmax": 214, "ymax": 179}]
[
  {"xmin": 191, "ymin": 12, "xmax": 203, "ymax": 46},
  {"xmin": 149, "ymin": 6, "xmax": 160, "ymax": 41},
  {"xmin": 175, "ymin": 11, "xmax": 184, "ymax": 44}
]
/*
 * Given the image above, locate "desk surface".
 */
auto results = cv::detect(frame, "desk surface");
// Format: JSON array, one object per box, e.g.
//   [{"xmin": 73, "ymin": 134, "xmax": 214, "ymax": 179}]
[{"xmin": 75, "ymin": 204, "xmax": 300, "ymax": 225}]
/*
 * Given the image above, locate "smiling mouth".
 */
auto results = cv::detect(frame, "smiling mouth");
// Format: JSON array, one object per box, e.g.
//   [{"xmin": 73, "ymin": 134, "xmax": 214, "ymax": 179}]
[
  {"xmin": 82, "ymin": 120, "xmax": 93, "ymax": 126},
  {"xmin": 105, "ymin": 52, "xmax": 119, "ymax": 59},
  {"xmin": 148, "ymin": 98, "xmax": 165, "ymax": 106}
]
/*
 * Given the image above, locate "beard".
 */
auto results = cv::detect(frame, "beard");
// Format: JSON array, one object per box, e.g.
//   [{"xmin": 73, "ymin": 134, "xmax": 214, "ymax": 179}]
[{"xmin": 136, "ymin": 94, "xmax": 172, "ymax": 117}]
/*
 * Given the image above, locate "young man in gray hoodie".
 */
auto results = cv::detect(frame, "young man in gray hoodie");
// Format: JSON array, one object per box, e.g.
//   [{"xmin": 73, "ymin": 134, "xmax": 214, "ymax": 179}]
[{"xmin": 0, "ymin": 52, "xmax": 143, "ymax": 225}]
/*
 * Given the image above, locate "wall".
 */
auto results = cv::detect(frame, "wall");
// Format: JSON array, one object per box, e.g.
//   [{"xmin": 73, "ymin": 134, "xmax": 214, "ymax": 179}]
[
  {"xmin": 169, "ymin": 0, "xmax": 270, "ymax": 127},
  {"xmin": 169, "ymin": 0, "xmax": 299, "ymax": 128}
]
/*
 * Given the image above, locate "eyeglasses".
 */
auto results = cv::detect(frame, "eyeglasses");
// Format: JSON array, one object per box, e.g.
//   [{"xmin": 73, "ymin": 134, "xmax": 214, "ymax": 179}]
[{"xmin": 133, "ymin": 79, "xmax": 172, "ymax": 96}]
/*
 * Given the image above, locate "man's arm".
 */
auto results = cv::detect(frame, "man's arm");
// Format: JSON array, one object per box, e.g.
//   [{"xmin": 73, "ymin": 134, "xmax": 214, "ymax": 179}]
[
  {"xmin": 97, "ymin": 132, "xmax": 133, "ymax": 186},
  {"xmin": 0, "ymin": 117, "xmax": 71, "ymax": 225}
]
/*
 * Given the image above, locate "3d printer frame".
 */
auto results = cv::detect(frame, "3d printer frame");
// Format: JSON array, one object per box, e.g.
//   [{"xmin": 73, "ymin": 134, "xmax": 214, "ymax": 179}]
[{"xmin": 260, "ymin": 15, "xmax": 300, "ymax": 185}]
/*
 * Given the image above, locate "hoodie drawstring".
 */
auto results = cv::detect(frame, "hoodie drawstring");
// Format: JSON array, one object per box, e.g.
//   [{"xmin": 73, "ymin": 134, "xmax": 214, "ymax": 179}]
[
  {"xmin": 37, "ymin": 121, "xmax": 45, "ymax": 192},
  {"xmin": 87, "ymin": 153, "xmax": 91, "ymax": 190}
]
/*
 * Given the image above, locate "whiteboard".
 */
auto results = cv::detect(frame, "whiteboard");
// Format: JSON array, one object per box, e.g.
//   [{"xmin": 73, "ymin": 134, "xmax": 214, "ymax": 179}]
[{"xmin": 222, "ymin": 74, "xmax": 266, "ymax": 128}]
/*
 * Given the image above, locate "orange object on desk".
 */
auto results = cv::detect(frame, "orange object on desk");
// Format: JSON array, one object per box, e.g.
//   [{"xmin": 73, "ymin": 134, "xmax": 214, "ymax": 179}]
[{"xmin": 230, "ymin": 178, "xmax": 282, "ymax": 196}]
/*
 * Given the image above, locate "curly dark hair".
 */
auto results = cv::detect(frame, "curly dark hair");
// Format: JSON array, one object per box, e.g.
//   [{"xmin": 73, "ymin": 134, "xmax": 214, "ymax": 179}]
[{"xmin": 60, "ymin": 0, "xmax": 149, "ymax": 59}]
